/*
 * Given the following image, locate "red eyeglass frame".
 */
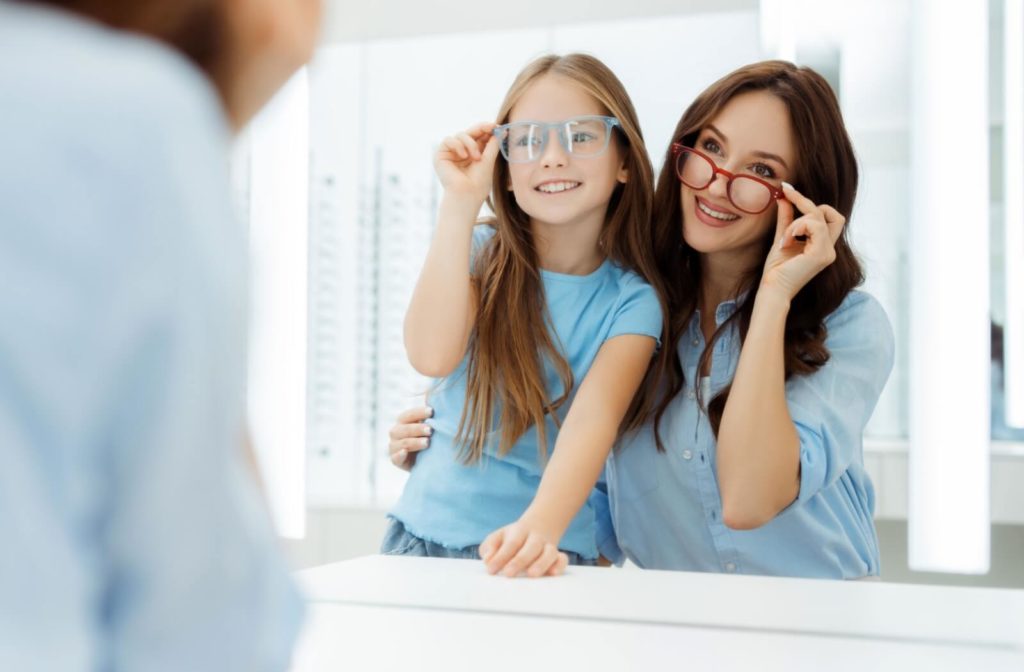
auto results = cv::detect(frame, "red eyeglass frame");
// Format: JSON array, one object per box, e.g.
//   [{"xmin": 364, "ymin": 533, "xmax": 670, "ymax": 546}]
[{"xmin": 670, "ymin": 143, "xmax": 785, "ymax": 214}]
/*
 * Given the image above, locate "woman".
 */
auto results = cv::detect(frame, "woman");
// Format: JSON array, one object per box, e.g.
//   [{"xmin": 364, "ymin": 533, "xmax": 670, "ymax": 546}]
[
  {"xmin": 0, "ymin": 0, "xmax": 319, "ymax": 669},
  {"xmin": 390, "ymin": 61, "xmax": 894, "ymax": 580}
]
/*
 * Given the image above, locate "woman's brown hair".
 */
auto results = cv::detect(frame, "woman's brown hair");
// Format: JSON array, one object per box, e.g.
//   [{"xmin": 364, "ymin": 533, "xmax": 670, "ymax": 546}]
[
  {"xmin": 455, "ymin": 53, "xmax": 669, "ymax": 465},
  {"xmin": 647, "ymin": 60, "xmax": 863, "ymax": 449}
]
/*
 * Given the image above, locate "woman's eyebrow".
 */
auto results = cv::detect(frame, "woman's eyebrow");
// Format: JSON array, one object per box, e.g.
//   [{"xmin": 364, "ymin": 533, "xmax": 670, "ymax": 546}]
[
  {"xmin": 706, "ymin": 123, "xmax": 790, "ymax": 171},
  {"xmin": 752, "ymin": 150, "xmax": 789, "ymax": 170}
]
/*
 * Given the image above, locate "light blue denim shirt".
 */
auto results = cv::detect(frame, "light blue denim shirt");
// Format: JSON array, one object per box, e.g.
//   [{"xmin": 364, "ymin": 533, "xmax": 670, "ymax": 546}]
[
  {"xmin": 0, "ymin": 3, "xmax": 303, "ymax": 670},
  {"xmin": 606, "ymin": 290, "xmax": 895, "ymax": 579}
]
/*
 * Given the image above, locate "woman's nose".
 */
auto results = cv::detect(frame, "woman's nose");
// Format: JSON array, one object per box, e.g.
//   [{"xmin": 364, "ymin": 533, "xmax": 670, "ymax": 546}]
[{"xmin": 706, "ymin": 170, "xmax": 730, "ymax": 200}]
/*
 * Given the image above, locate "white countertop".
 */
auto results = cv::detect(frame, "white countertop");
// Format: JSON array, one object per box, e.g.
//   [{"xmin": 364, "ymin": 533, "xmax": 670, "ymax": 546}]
[{"xmin": 291, "ymin": 555, "xmax": 1024, "ymax": 671}]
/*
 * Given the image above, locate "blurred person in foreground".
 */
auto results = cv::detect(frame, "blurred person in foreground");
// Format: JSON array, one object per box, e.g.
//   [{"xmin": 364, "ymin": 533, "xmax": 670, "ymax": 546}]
[{"xmin": 0, "ymin": 0, "xmax": 321, "ymax": 669}]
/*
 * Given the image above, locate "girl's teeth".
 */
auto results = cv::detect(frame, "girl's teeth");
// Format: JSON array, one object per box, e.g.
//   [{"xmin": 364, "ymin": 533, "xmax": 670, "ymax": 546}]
[
  {"xmin": 698, "ymin": 200, "xmax": 739, "ymax": 221},
  {"xmin": 538, "ymin": 182, "xmax": 580, "ymax": 193}
]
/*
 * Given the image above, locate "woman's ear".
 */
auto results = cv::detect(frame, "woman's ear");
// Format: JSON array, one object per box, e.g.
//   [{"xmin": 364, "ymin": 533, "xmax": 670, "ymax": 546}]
[{"xmin": 617, "ymin": 162, "xmax": 629, "ymax": 184}]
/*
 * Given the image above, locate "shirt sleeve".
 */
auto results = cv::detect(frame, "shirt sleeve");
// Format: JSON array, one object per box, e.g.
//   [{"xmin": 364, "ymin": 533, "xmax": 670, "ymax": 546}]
[
  {"xmin": 102, "ymin": 71, "xmax": 305, "ymax": 672},
  {"xmin": 0, "ymin": 40, "xmax": 304, "ymax": 671},
  {"xmin": 789, "ymin": 292, "xmax": 896, "ymax": 504},
  {"xmin": 605, "ymin": 274, "xmax": 664, "ymax": 348}
]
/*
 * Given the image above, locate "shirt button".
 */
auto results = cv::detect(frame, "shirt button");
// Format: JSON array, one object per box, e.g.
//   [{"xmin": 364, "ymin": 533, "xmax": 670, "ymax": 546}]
[
  {"xmin": 725, "ymin": 562, "xmax": 737, "ymax": 573},
  {"xmin": 691, "ymin": 338, "xmax": 700, "ymax": 346},
  {"xmin": 687, "ymin": 390, "xmax": 696, "ymax": 400},
  {"xmin": 682, "ymin": 449, "xmax": 693, "ymax": 460}
]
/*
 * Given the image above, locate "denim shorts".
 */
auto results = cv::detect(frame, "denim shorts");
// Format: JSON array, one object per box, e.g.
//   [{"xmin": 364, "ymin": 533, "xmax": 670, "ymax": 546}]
[{"xmin": 380, "ymin": 517, "xmax": 598, "ymax": 566}]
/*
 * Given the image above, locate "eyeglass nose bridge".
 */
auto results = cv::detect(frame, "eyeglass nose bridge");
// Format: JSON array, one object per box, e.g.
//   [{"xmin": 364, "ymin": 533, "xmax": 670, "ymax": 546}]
[{"xmin": 538, "ymin": 124, "xmax": 571, "ymax": 163}]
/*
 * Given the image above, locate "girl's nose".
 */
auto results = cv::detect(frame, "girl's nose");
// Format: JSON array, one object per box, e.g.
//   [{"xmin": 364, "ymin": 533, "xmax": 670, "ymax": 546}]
[{"xmin": 540, "ymin": 127, "xmax": 568, "ymax": 168}]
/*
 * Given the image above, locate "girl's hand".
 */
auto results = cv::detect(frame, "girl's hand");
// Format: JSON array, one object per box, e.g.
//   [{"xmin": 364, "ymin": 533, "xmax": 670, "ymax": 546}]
[
  {"xmin": 388, "ymin": 406, "xmax": 434, "ymax": 471},
  {"xmin": 434, "ymin": 122, "xmax": 500, "ymax": 205},
  {"xmin": 479, "ymin": 519, "xmax": 569, "ymax": 578},
  {"xmin": 760, "ymin": 182, "xmax": 846, "ymax": 304}
]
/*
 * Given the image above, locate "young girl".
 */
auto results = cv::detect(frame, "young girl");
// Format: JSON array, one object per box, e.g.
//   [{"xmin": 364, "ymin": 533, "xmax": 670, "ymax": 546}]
[
  {"xmin": 391, "ymin": 61, "xmax": 895, "ymax": 580},
  {"xmin": 382, "ymin": 53, "xmax": 667, "ymax": 578}
]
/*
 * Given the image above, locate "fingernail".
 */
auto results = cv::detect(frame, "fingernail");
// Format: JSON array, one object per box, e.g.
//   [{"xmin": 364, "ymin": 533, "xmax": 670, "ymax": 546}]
[
  {"xmin": 782, "ymin": 181, "xmax": 794, "ymax": 191},
  {"xmin": 423, "ymin": 425, "xmax": 433, "ymax": 436},
  {"xmin": 396, "ymin": 450, "xmax": 407, "ymax": 462},
  {"xmin": 419, "ymin": 438, "xmax": 429, "ymax": 448},
  {"xmin": 425, "ymin": 406, "xmax": 435, "ymax": 418}
]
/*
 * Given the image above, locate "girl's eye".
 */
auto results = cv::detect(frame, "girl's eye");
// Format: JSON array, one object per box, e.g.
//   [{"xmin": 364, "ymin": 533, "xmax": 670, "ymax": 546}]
[
  {"xmin": 751, "ymin": 163, "xmax": 776, "ymax": 179},
  {"xmin": 571, "ymin": 132, "xmax": 596, "ymax": 143},
  {"xmin": 701, "ymin": 138, "xmax": 722, "ymax": 154}
]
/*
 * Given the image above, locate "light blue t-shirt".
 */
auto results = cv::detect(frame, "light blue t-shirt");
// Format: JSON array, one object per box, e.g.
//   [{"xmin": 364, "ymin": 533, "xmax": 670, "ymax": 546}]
[
  {"xmin": 607, "ymin": 290, "xmax": 895, "ymax": 578},
  {"xmin": 0, "ymin": 3, "xmax": 303, "ymax": 670},
  {"xmin": 391, "ymin": 226, "xmax": 663, "ymax": 560}
]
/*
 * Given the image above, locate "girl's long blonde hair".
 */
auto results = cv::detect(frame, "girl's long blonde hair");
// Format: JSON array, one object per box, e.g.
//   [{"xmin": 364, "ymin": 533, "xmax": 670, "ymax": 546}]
[{"xmin": 454, "ymin": 53, "xmax": 669, "ymax": 465}]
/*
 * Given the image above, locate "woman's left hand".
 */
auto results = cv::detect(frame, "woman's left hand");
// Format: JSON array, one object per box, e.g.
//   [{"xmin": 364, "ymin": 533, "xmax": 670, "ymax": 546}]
[{"xmin": 760, "ymin": 182, "xmax": 846, "ymax": 303}]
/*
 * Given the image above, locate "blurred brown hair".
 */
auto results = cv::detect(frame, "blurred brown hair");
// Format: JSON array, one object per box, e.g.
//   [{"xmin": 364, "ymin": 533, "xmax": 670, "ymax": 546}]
[{"xmin": 15, "ymin": 1, "xmax": 228, "ymax": 94}]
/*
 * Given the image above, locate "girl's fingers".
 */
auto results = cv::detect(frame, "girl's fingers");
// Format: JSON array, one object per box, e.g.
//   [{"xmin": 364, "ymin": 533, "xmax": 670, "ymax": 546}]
[
  {"xmin": 544, "ymin": 552, "xmax": 569, "ymax": 576},
  {"xmin": 395, "ymin": 437, "xmax": 430, "ymax": 453},
  {"xmin": 479, "ymin": 529, "xmax": 503, "ymax": 562},
  {"xmin": 526, "ymin": 544, "xmax": 560, "ymax": 578},
  {"xmin": 466, "ymin": 121, "xmax": 497, "ymax": 139},
  {"xmin": 504, "ymin": 536, "xmax": 544, "ymax": 578},
  {"xmin": 781, "ymin": 182, "xmax": 820, "ymax": 217},
  {"xmin": 484, "ymin": 529, "xmax": 524, "ymax": 575},
  {"xmin": 456, "ymin": 132, "xmax": 481, "ymax": 160},
  {"xmin": 388, "ymin": 422, "xmax": 432, "ymax": 441},
  {"xmin": 441, "ymin": 136, "xmax": 468, "ymax": 159},
  {"xmin": 480, "ymin": 134, "xmax": 500, "ymax": 163},
  {"xmin": 396, "ymin": 406, "xmax": 433, "ymax": 424}
]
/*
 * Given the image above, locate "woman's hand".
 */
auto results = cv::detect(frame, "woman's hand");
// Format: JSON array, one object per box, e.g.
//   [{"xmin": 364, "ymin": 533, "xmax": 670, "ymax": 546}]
[
  {"xmin": 760, "ymin": 182, "xmax": 846, "ymax": 304},
  {"xmin": 479, "ymin": 518, "xmax": 569, "ymax": 578},
  {"xmin": 387, "ymin": 406, "xmax": 434, "ymax": 471},
  {"xmin": 434, "ymin": 122, "xmax": 500, "ymax": 205}
]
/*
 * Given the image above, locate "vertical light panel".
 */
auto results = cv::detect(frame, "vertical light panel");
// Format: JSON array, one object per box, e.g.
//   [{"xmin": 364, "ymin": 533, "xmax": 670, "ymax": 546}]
[
  {"xmin": 1005, "ymin": 0, "xmax": 1024, "ymax": 428},
  {"xmin": 908, "ymin": 1, "xmax": 990, "ymax": 572},
  {"xmin": 247, "ymin": 70, "xmax": 310, "ymax": 539},
  {"xmin": 758, "ymin": 0, "xmax": 796, "ymax": 61}
]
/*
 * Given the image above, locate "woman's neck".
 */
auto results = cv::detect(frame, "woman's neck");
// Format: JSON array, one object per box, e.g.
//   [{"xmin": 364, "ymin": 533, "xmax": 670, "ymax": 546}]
[
  {"xmin": 530, "ymin": 216, "xmax": 605, "ymax": 276},
  {"xmin": 698, "ymin": 247, "xmax": 759, "ymax": 325}
]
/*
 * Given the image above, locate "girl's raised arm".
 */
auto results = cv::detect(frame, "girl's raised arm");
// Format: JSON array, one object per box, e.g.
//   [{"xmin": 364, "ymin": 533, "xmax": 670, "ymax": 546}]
[{"xmin": 404, "ymin": 122, "xmax": 499, "ymax": 377}]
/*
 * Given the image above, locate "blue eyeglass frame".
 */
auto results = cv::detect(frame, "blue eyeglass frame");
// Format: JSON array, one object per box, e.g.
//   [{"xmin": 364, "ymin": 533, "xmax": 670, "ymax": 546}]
[{"xmin": 492, "ymin": 115, "xmax": 621, "ymax": 163}]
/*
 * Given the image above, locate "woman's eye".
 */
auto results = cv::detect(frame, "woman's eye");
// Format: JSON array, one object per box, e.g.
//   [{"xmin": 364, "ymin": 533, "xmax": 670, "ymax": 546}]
[
  {"xmin": 701, "ymin": 138, "xmax": 722, "ymax": 154},
  {"xmin": 571, "ymin": 132, "xmax": 596, "ymax": 143},
  {"xmin": 751, "ymin": 163, "xmax": 776, "ymax": 179}
]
